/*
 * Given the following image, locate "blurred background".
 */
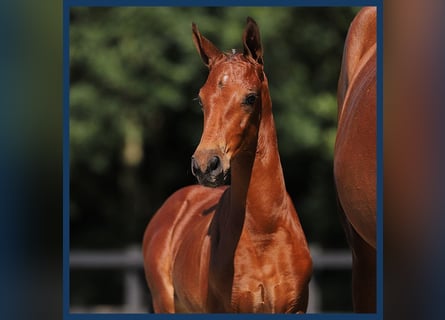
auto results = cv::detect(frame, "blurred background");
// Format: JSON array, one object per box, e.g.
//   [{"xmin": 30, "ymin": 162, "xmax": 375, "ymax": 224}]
[{"xmin": 69, "ymin": 6, "xmax": 359, "ymax": 313}]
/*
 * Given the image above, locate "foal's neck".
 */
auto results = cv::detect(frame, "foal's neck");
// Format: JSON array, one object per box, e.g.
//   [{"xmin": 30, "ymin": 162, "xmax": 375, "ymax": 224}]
[{"xmin": 230, "ymin": 93, "xmax": 287, "ymax": 234}]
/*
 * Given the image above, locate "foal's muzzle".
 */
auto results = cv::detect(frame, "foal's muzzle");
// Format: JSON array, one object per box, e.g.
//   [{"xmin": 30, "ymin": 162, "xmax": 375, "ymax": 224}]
[{"xmin": 191, "ymin": 155, "xmax": 228, "ymax": 187}]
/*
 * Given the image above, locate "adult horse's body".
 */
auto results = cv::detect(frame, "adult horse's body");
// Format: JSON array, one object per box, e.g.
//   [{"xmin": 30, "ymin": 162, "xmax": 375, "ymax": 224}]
[
  {"xmin": 143, "ymin": 18, "xmax": 312, "ymax": 313},
  {"xmin": 334, "ymin": 7, "xmax": 376, "ymax": 312}
]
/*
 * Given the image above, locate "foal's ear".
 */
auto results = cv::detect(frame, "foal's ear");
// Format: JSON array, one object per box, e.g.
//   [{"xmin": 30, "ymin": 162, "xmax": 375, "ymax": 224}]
[
  {"xmin": 192, "ymin": 23, "xmax": 222, "ymax": 68},
  {"xmin": 242, "ymin": 17, "xmax": 263, "ymax": 65}
]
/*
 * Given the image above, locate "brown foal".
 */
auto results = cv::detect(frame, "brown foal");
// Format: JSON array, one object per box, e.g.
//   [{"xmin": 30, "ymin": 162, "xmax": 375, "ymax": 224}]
[{"xmin": 143, "ymin": 17, "xmax": 312, "ymax": 313}]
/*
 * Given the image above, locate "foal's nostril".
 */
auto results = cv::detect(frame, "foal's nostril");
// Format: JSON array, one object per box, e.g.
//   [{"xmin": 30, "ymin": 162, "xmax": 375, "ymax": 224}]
[
  {"xmin": 208, "ymin": 156, "xmax": 221, "ymax": 173},
  {"xmin": 191, "ymin": 157, "xmax": 200, "ymax": 176}
]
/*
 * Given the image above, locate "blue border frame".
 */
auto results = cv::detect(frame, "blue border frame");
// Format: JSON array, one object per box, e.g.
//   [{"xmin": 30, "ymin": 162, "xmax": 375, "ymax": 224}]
[
  {"xmin": 63, "ymin": 1, "xmax": 383, "ymax": 319},
  {"xmin": 65, "ymin": 0, "xmax": 378, "ymax": 6},
  {"xmin": 375, "ymin": 4, "xmax": 384, "ymax": 317}
]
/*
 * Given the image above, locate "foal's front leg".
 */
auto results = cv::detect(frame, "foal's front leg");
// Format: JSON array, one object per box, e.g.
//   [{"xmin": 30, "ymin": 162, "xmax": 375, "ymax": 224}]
[{"xmin": 149, "ymin": 276, "xmax": 175, "ymax": 313}]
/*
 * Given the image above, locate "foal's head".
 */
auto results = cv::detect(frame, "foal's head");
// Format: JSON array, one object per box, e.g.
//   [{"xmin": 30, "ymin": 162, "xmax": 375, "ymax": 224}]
[{"xmin": 191, "ymin": 17, "xmax": 267, "ymax": 187}]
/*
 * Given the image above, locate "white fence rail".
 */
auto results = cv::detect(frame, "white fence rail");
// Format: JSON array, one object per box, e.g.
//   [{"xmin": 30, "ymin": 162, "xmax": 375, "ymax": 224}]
[{"xmin": 70, "ymin": 245, "xmax": 351, "ymax": 313}]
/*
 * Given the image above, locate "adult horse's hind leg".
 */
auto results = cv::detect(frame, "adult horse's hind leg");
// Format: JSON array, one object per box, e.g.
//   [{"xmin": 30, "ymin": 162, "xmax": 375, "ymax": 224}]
[
  {"xmin": 338, "ymin": 200, "xmax": 376, "ymax": 312},
  {"xmin": 350, "ymin": 227, "xmax": 376, "ymax": 313}
]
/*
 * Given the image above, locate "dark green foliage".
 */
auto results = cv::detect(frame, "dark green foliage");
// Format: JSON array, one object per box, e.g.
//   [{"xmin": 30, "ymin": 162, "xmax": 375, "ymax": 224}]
[{"xmin": 70, "ymin": 7, "xmax": 358, "ymax": 310}]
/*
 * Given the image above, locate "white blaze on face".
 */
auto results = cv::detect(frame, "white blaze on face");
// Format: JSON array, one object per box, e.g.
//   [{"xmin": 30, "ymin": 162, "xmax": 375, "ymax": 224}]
[{"xmin": 218, "ymin": 73, "xmax": 229, "ymax": 89}]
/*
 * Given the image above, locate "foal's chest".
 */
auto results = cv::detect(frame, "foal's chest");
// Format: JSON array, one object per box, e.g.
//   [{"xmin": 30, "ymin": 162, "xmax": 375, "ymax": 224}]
[
  {"xmin": 230, "ymin": 236, "xmax": 300, "ymax": 312},
  {"xmin": 230, "ymin": 263, "xmax": 299, "ymax": 312}
]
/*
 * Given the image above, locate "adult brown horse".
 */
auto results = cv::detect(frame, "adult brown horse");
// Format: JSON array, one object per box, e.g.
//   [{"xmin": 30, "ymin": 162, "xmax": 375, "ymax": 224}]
[
  {"xmin": 142, "ymin": 17, "xmax": 312, "ymax": 313},
  {"xmin": 334, "ymin": 7, "xmax": 376, "ymax": 313}
]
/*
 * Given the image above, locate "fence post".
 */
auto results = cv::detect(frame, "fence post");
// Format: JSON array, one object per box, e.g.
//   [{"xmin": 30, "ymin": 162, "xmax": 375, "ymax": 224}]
[{"xmin": 123, "ymin": 246, "xmax": 145, "ymax": 312}]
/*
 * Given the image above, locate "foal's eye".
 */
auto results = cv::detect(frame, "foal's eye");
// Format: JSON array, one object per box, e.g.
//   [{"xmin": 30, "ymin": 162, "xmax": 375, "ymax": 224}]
[{"xmin": 243, "ymin": 94, "xmax": 257, "ymax": 106}]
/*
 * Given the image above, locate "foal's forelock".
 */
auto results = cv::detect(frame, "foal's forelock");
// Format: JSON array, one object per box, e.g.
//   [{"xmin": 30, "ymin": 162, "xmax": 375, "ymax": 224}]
[{"xmin": 210, "ymin": 53, "xmax": 264, "ymax": 80}]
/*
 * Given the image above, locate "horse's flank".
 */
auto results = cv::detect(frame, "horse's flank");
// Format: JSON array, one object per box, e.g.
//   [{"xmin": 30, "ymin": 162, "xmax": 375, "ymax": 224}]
[{"xmin": 334, "ymin": 7, "xmax": 377, "ymax": 312}]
